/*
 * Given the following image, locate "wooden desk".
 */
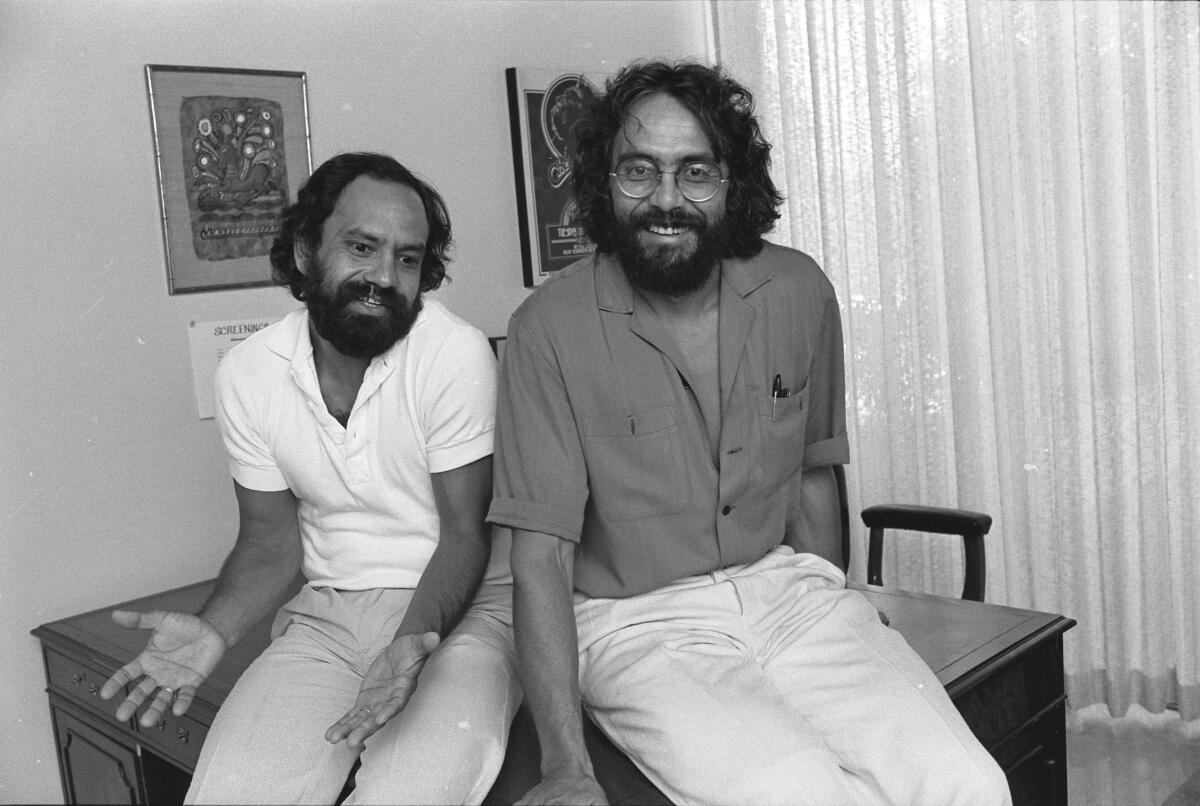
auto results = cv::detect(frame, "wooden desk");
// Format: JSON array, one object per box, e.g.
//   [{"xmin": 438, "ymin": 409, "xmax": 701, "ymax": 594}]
[
  {"xmin": 857, "ymin": 585, "xmax": 1075, "ymax": 806},
  {"xmin": 34, "ymin": 581, "xmax": 1073, "ymax": 805}
]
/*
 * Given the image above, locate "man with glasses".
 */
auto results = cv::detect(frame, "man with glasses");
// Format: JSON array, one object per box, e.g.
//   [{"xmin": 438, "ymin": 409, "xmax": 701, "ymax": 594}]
[{"xmin": 489, "ymin": 62, "xmax": 1010, "ymax": 805}]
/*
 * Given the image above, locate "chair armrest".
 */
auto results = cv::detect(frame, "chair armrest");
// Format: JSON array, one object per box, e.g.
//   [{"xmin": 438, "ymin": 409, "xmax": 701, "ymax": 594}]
[
  {"xmin": 860, "ymin": 504, "xmax": 991, "ymax": 536},
  {"xmin": 862, "ymin": 505, "xmax": 991, "ymax": 602}
]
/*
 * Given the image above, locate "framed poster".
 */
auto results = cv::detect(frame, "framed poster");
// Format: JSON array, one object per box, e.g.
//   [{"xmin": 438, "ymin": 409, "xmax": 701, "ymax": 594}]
[
  {"xmin": 146, "ymin": 65, "xmax": 312, "ymax": 294},
  {"xmin": 506, "ymin": 68, "xmax": 602, "ymax": 287}
]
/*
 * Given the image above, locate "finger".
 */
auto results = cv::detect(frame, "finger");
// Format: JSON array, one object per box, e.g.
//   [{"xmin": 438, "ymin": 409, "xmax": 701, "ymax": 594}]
[
  {"xmin": 418, "ymin": 631, "xmax": 441, "ymax": 655},
  {"xmin": 372, "ymin": 696, "xmax": 406, "ymax": 724},
  {"xmin": 110, "ymin": 610, "xmax": 142, "ymax": 629},
  {"xmin": 99, "ymin": 660, "xmax": 143, "ymax": 700},
  {"xmin": 345, "ymin": 695, "xmax": 409, "ymax": 749},
  {"xmin": 325, "ymin": 716, "xmax": 355, "ymax": 743},
  {"xmin": 116, "ymin": 685, "xmax": 153, "ymax": 722},
  {"xmin": 110, "ymin": 609, "xmax": 167, "ymax": 631},
  {"xmin": 115, "ymin": 697, "xmax": 139, "ymax": 723},
  {"xmin": 345, "ymin": 719, "xmax": 383, "ymax": 750},
  {"xmin": 140, "ymin": 689, "xmax": 175, "ymax": 728},
  {"xmin": 172, "ymin": 686, "xmax": 196, "ymax": 717},
  {"xmin": 325, "ymin": 705, "xmax": 372, "ymax": 743},
  {"xmin": 114, "ymin": 673, "xmax": 159, "ymax": 721}
]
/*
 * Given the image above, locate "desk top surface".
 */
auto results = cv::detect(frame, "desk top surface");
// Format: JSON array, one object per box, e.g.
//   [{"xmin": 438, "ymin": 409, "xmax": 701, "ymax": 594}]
[{"xmin": 35, "ymin": 579, "xmax": 1074, "ymax": 711}]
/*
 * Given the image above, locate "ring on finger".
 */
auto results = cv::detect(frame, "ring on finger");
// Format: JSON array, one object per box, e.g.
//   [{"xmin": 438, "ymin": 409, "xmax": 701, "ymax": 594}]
[{"xmin": 357, "ymin": 705, "xmax": 373, "ymax": 714}]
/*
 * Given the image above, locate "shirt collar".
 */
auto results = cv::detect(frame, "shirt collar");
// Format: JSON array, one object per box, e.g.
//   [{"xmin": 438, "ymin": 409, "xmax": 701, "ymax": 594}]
[
  {"xmin": 264, "ymin": 306, "xmax": 417, "ymax": 374},
  {"xmin": 592, "ymin": 245, "xmax": 774, "ymax": 313},
  {"xmin": 266, "ymin": 308, "xmax": 313, "ymax": 364}
]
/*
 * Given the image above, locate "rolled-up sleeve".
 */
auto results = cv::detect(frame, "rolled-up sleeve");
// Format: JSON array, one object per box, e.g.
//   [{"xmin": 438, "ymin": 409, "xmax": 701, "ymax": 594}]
[
  {"xmin": 487, "ymin": 316, "xmax": 589, "ymax": 542},
  {"xmin": 802, "ymin": 294, "xmax": 850, "ymax": 469}
]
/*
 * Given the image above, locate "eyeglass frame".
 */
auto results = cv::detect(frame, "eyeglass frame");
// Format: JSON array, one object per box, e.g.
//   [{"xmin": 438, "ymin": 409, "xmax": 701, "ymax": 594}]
[{"xmin": 608, "ymin": 158, "xmax": 729, "ymax": 204}]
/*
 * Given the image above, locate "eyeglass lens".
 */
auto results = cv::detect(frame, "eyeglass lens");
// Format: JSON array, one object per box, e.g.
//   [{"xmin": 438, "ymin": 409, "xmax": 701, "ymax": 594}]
[{"xmin": 612, "ymin": 158, "xmax": 724, "ymax": 202}]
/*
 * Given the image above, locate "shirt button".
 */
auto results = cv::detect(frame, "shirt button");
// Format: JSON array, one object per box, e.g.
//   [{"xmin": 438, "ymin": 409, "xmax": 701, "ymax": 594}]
[{"xmin": 722, "ymin": 505, "xmax": 733, "ymax": 515}]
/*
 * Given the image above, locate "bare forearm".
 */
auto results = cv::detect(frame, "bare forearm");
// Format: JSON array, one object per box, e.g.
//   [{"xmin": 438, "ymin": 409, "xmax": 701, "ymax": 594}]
[
  {"xmin": 397, "ymin": 456, "xmax": 495, "ymax": 639},
  {"xmin": 396, "ymin": 529, "xmax": 490, "ymax": 638},
  {"xmin": 199, "ymin": 483, "xmax": 303, "ymax": 648},
  {"xmin": 512, "ymin": 531, "xmax": 594, "ymax": 779},
  {"xmin": 200, "ymin": 540, "xmax": 301, "ymax": 647}
]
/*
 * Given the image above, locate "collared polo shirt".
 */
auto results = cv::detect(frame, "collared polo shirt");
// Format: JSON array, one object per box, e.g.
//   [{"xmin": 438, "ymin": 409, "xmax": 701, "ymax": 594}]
[
  {"xmin": 488, "ymin": 242, "xmax": 849, "ymax": 598},
  {"xmin": 215, "ymin": 302, "xmax": 502, "ymax": 590}
]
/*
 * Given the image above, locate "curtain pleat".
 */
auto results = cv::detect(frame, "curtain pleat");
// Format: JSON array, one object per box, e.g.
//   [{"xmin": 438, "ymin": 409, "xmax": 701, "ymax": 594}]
[{"xmin": 715, "ymin": 0, "xmax": 1200, "ymax": 719}]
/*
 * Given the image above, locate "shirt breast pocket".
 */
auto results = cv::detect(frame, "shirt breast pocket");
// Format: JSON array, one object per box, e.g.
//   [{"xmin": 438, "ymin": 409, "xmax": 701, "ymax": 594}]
[
  {"xmin": 581, "ymin": 406, "xmax": 692, "ymax": 522},
  {"xmin": 757, "ymin": 381, "xmax": 810, "ymax": 492}
]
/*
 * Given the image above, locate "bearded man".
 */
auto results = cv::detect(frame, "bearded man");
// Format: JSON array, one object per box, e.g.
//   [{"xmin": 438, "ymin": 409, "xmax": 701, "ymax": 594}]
[
  {"xmin": 100, "ymin": 153, "xmax": 518, "ymax": 804},
  {"xmin": 488, "ymin": 62, "xmax": 1011, "ymax": 805}
]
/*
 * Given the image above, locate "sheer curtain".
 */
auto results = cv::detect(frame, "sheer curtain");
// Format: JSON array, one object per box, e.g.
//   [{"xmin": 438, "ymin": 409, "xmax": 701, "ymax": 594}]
[{"xmin": 714, "ymin": 0, "xmax": 1199, "ymax": 719}]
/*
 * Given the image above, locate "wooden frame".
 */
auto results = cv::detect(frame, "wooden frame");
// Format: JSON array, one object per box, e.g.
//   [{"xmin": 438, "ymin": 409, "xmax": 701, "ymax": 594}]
[
  {"xmin": 146, "ymin": 65, "xmax": 312, "ymax": 294},
  {"xmin": 506, "ymin": 68, "xmax": 602, "ymax": 287}
]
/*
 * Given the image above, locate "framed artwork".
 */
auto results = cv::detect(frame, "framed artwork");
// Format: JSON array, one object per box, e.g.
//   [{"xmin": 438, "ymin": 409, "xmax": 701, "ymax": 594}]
[
  {"xmin": 506, "ymin": 68, "xmax": 603, "ymax": 287},
  {"xmin": 146, "ymin": 65, "xmax": 312, "ymax": 294}
]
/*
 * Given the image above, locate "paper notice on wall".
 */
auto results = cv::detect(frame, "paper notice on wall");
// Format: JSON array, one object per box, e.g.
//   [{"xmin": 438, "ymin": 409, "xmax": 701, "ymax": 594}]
[{"xmin": 188, "ymin": 317, "xmax": 280, "ymax": 419}]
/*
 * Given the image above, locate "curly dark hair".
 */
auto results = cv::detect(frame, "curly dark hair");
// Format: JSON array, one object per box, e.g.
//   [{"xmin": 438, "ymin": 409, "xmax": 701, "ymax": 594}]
[
  {"xmin": 269, "ymin": 152, "xmax": 452, "ymax": 299},
  {"xmin": 572, "ymin": 60, "xmax": 783, "ymax": 258}
]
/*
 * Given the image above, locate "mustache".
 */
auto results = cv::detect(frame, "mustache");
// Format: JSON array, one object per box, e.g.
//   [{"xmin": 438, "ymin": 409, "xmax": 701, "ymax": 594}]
[
  {"xmin": 632, "ymin": 209, "xmax": 706, "ymax": 229},
  {"xmin": 335, "ymin": 279, "xmax": 405, "ymax": 312}
]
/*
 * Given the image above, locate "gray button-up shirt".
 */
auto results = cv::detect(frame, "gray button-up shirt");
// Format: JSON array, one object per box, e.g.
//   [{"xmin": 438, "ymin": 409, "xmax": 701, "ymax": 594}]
[{"xmin": 488, "ymin": 242, "xmax": 848, "ymax": 598}]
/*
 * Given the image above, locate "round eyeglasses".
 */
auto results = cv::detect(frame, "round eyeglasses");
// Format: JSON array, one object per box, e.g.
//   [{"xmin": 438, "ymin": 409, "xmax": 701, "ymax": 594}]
[{"xmin": 609, "ymin": 158, "xmax": 728, "ymax": 203}]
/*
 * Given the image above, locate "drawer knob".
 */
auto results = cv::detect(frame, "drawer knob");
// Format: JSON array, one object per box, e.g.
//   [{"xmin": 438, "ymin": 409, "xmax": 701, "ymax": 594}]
[
  {"xmin": 87, "ymin": 683, "xmax": 99, "ymax": 695},
  {"xmin": 177, "ymin": 727, "xmax": 190, "ymax": 743},
  {"xmin": 71, "ymin": 673, "xmax": 84, "ymax": 686},
  {"xmin": 154, "ymin": 719, "xmax": 166, "ymax": 731}
]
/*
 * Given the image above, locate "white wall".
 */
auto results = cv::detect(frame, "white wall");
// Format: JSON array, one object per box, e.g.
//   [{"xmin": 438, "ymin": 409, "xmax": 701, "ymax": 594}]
[{"xmin": 0, "ymin": 1, "xmax": 711, "ymax": 800}]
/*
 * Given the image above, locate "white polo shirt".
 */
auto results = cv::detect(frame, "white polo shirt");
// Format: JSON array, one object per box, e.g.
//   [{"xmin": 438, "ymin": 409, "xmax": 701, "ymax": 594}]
[{"xmin": 214, "ymin": 301, "xmax": 503, "ymax": 590}]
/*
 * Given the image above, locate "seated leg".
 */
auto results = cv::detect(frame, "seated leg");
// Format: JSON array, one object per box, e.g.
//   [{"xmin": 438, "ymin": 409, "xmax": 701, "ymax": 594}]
[
  {"xmin": 744, "ymin": 549, "xmax": 1012, "ymax": 805},
  {"xmin": 348, "ymin": 584, "xmax": 520, "ymax": 805},
  {"xmin": 574, "ymin": 567, "xmax": 870, "ymax": 805},
  {"xmin": 185, "ymin": 588, "xmax": 365, "ymax": 804}
]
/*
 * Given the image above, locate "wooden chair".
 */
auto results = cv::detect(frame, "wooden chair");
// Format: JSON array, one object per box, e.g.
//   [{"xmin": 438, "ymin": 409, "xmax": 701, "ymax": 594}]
[{"xmin": 833, "ymin": 464, "xmax": 991, "ymax": 602}]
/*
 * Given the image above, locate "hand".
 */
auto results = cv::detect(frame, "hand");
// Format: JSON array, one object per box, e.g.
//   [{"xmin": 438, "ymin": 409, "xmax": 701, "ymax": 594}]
[
  {"xmin": 516, "ymin": 774, "xmax": 608, "ymax": 806},
  {"xmin": 99, "ymin": 610, "xmax": 227, "ymax": 727},
  {"xmin": 325, "ymin": 631, "xmax": 441, "ymax": 749}
]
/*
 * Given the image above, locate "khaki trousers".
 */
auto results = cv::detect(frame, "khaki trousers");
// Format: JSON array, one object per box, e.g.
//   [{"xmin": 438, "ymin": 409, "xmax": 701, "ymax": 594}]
[
  {"xmin": 574, "ymin": 546, "xmax": 1011, "ymax": 806},
  {"xmin": 186, "ymin": 583, "xmax": 519, "ymax": 805}
]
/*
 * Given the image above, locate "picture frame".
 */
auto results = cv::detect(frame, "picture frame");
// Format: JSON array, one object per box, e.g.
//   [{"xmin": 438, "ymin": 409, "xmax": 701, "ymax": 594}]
[
  {"xmin": 146, "ymin": 65, "xmax": 312, "ymax": 294},
  {"xmin": 506, "ymin": 68, "xmax": 603, "ymax": 287}
]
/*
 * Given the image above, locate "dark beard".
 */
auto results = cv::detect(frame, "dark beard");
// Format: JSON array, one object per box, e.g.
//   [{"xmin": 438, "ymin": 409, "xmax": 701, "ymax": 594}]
[
  {"xmin": 303, "ymin": 271, "xmax": 422, "ymax": 359},
  {"xmin": 611, "ymin": 209, "xmax": 730, "ymax": 296}
]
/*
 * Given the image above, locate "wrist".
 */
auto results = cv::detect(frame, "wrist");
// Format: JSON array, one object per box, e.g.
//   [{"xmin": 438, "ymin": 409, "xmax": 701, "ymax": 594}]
[
  {"xmin": 196, "ymin": 612, "xmax": 234, "ymax": 650},
  {"xmin": 539, "ymin": 739, "xmax": 595, "ymax": 780}
]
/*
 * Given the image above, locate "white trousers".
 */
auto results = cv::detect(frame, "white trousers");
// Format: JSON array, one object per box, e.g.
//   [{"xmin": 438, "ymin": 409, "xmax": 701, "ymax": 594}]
[
  {"xmin": 574, "ymin": 546, "xmax": 1012, "ymax": 806},
  {"xmin": 186, "ymin": 583, "xmax": 519, "ymax": 805}
]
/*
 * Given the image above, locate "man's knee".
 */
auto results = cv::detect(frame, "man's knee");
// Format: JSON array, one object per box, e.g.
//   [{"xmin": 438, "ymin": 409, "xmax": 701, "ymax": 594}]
[
  {"xmin": 957, "ymin": 756, "xmax": 1013, "ymax": 806},
  {"xmin": 349, "ymin": 731, "xmax": 506, "ymax": 805},
  {"xmin": 650, "ymin": 745, "xmax": 858, "ymax": 806},
  {"xmin": 908, "ymin": 752, "xmax": 1012, "ymax": 806}
]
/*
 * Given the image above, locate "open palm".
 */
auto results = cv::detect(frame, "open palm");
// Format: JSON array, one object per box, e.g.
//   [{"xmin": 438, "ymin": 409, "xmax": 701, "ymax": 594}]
[
  {"xmin": 100, "ymin": 609, "xmax": 226, "ymax": 726},
  {"xmin": 325, "ymin": 631, "xmax": 440, "ymax": 749}
]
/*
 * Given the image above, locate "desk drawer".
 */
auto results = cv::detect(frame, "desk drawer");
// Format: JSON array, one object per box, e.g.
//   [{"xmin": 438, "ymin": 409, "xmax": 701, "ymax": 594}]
[
  {"xmin": 136, "ymin": 707, "xmax": 208, "ymax": 770},
  {"xmin": 993, "ymin": 704, "xmax": 1068, "ymax": 806},
  {"xmin": 44, "ymin": 648, "xmax": 123, "ymax": 723},
  {"xmin": 952, "ymin": 635, "xmax": 1065, "ymax": 749}
]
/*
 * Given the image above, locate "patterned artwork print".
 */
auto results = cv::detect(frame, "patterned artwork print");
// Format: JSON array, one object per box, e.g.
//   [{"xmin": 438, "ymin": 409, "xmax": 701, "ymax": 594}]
[{"xmin": 180, "ymin": 95, "xmax": 290, "ymax": 261}]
